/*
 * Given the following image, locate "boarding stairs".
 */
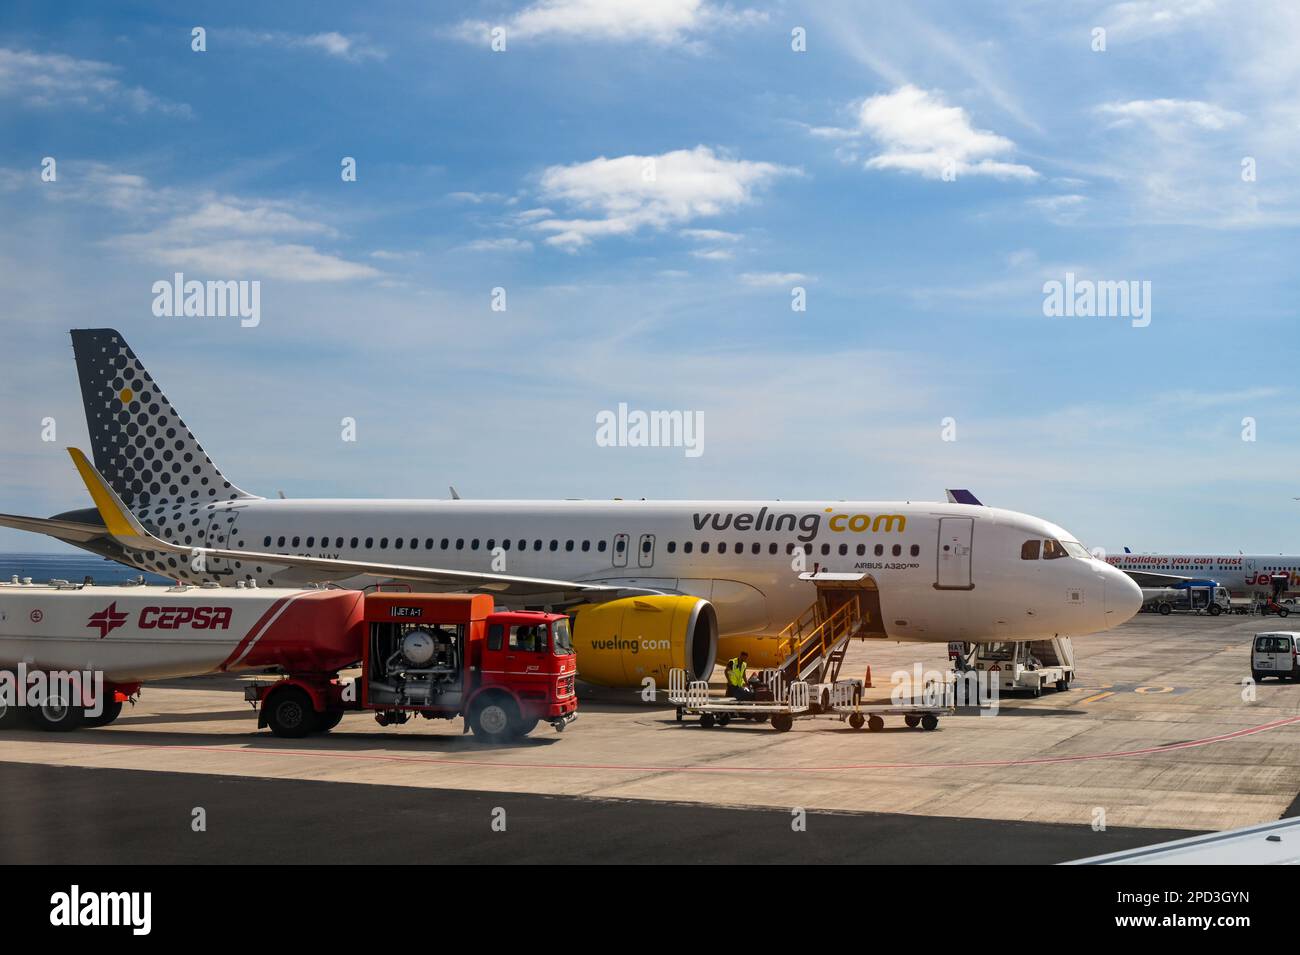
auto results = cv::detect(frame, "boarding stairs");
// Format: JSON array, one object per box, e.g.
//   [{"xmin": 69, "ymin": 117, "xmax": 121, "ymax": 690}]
[
  {"xmin": 1025, "ymin": 637, "xmax": 1075, "ymax": 670},
  {"xmin": 774, "ymin": 594, "xmax": 866, "ymax": 688}
]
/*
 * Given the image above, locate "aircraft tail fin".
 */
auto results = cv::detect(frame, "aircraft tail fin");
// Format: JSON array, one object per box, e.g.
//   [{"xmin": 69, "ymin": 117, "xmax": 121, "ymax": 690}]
[
  {"xmin": 945, "ymin": 489, "xmax": 983, "ymax": 506},
  {"xmin": 70, "ymin": 328, "xmax": 258, "ymax": 514}
]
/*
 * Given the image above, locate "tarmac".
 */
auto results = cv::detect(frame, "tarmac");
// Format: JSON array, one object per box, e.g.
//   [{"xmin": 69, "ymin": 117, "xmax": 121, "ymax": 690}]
[{"xmin": 2, "ymin": 612, "xmax": 1297, "ymax": 862}]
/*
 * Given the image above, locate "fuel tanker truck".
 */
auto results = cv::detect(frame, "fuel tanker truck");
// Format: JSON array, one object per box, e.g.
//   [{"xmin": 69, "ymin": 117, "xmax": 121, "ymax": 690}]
[{"xmin": 0, "ymin": 578, "xmax": 576, "ymax": 742}]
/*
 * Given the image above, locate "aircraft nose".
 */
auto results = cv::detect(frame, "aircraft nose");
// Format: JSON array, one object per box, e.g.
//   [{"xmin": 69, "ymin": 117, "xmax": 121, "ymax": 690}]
[{"xmin": 1102, "ymin": 563, "xmax": 1143, "ymax": 627}]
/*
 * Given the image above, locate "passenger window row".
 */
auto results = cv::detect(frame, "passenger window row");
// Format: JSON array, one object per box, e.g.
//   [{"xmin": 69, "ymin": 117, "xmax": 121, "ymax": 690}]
[
  {"xmin": 666, "ymin": 541, "xmax": 921, "ymax": 558},
  {"xmin": 259, "ymin": 535, "xmax": 611, "ymax": 553},
  {"xmin": 256, "ymin": 534, "xmax": 922, "ymax": 559}
]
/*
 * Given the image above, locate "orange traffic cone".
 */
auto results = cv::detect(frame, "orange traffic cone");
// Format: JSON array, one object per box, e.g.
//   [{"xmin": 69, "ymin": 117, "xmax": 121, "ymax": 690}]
[{"xmin": 864, "ymin": 666, "xmax": 873, "ymax": 688}]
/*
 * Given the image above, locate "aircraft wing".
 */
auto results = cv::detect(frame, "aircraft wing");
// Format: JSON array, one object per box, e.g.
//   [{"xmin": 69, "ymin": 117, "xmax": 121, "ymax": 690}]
[
  {"xmin": 0, "ymin": 510, "xmax": 109, "ymax": 545},
  {"xmin": 66, "ymin": 448, "xmax": 662, "ymax": 601}
]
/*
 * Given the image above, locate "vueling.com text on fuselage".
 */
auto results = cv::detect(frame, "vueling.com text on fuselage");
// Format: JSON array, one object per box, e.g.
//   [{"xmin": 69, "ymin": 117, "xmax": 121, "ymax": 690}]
[{"xmin": 691, "ymin": 508, "xmax": 907, "ymax": 544}]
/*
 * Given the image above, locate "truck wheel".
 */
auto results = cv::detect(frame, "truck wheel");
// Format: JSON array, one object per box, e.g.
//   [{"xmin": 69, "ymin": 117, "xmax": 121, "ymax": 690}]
[
  {"xmin": 515, "ymin": 718, "xmax": 539, "ymax": 737},
  {"xmin": 84, "ymin": 698, "xmax": 124, "ymax": 728},
  {"xmin": 1281, "ymin": 608, "xmax": 1290, "ymax": 618},
  {"xmin": 1055, "ymin": 678, "xmax": 1069, "ymax": 692},
  {"xmin": 867, "ymin": 715, "xmax": 885, "ymax": 732},
  {"xmin": 316, "ymin": 710, "xmax": 344, "ymax": 732},
  {"xmin": 265, "ymin": 687, "xmax": 317, "ymax": 739},
  {"xmin": 904, "ymin": 714, "xmax": 920, "ymax": 728},
  {"xmin": 921, "ymin": 714, "xmax": 939, "ymax": 731},
  {"xmin": 0, "ymin": 670, "xmax": 20, "ymax": 729},
  {"xmin": 469, "ymin": 696, "xmax": 519, "ymax": 743},
  {"xmin": 1159, "ymin": 603, "xmax": 1172, "ymax": 616},
  {"xmin": 1208, "ymin": 604, "xmax": 1222, "ymax": 616},
  {"xmin": 25, "ymin": 694, "xmax": 84, "ymax": 732},
  {"xmin": 771, "ymin": 713, "xmax": 794, "ymax": 732},
  {"xmin": 849, "ymin": 713, "xmax": 865, "ymax": 730},
  {"xmin": 700, "ymin": 713, "xmax": 716, "ymax": 728}
]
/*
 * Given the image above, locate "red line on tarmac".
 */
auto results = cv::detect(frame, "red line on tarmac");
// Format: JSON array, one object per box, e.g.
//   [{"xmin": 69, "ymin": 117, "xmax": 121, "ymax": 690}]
[{"xmin": 131, "ymin": 715, "xmax": 1300, "ymax": 776}]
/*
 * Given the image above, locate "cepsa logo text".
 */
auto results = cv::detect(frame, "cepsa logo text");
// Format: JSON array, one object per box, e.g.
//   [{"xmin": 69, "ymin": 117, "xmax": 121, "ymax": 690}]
[{"xmin": 139, "ymin": 606, "xmax": 233, "ymax": 630}]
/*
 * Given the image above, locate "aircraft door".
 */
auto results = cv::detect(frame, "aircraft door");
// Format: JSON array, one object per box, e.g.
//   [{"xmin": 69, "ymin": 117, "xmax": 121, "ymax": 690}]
[
  {"xmin": 201, "ymin": 508, "xmax": 240, "ymax": 579},
  {"xmin": 936, "ymin": 517, "xmax": 974, "ymax": 590},
  {"xmin": 612, "ymin": 533, "xmax": 629, "ymax": 568},
  {"xmin": 637, "ymin": 533, "xmax": 655, "ymax": 568}
]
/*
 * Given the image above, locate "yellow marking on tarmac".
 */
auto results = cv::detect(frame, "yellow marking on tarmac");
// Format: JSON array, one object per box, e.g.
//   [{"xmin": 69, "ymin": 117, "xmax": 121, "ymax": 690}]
[
  {"xmin": 1078, "ymin": 691, "xmax": 1116, "ymax": 704},
  {"xmin": 1135, "ymin": 685, "xmax": 1174, "ymax": 694}
]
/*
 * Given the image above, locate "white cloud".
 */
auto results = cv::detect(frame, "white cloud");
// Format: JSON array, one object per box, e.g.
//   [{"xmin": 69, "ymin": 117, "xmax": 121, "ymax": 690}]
[
  {"xmin": 1095, "ymin": 98, "xmax": 1244, "ymax": 131},
  {"xmin": 853, "ymin": 85, "xmax": 1036, "ymax": 180},
  {"xmin": 681, "ymin": 228, "xmax": 741, "ymax": 242},
  {"xmin": 457, "ymin": 0, "xmax": 763, "ymax": 45},
  {"xmin": 1102, "ymin": 0, "xmax": 1221, "ymax": 39},
  {"xmin": 448, "ymin": 191, "xmax": 508, "ymax": 204},
  {"xmin": 168, "ymin": 201, "xmax": 338, "ymax": 238},
  {"xmin": 41, "ymin": 165, "xmax": 379, "ymax": 282},
  {"xmin": 0, "ymin": 47, "xmax": 190, "ymax": 115},
  {"xmin": 463, "ymin": 237, "xmax": 534, "ymax": 253},
  {"xmin": 740, "ymin": 271, "xmax": 809, "ymax": 287},
  {"xmin": 690, "ymin": 248, "xmax": 733, "ymax": 260},
  {"xmin": 532, "ymin": 146, "xmax": 793, "ymax": 249},
  {"xmin": 225, "ymin": 30, "xmax": 385, "ymax": 61},
  {"xmin": 1029, "ymin": 194, "xmax": 1088, "ymax": 223},
  {"xmin": 141, "ymin": 240, "xmax": 379, "ymax": 281}
]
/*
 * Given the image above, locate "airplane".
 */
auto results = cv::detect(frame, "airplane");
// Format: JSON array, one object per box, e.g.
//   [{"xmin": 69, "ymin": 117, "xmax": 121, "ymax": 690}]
[
  {"xmin": 1104, "ymin": 551, "xmax": 1300, "ymax": 600},
  {"xmin": 0, "ymin": 328, "xmax": 1144, "ymax": 688}
]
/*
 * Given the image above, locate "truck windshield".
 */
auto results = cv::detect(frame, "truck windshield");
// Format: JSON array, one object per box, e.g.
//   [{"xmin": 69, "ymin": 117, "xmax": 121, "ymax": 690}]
[
  {"xmin": 509, "ymin": 624, "xmax": 547, "ymax": 652},
  {"xmin": 552, "ymin": 618, "xmax": 573, "ymax": 655}
]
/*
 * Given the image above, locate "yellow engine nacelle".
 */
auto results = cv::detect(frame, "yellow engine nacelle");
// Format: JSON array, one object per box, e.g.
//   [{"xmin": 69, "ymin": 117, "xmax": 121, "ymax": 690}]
[{"xmin": 570, "ymin": 595, "xmax": 718, "ymax": 688}]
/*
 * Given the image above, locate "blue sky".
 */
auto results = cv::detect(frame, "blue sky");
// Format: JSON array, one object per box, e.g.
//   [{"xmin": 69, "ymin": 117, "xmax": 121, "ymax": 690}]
[{"xmin": 2, "ymin": 0, "xmax": 1300, "ymax": 554}]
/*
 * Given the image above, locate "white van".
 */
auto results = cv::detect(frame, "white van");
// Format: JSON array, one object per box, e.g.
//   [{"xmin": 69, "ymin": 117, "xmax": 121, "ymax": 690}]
[{"xmin": 1251, "ymin": 632, "xmax": 1300, "ymax": 681}]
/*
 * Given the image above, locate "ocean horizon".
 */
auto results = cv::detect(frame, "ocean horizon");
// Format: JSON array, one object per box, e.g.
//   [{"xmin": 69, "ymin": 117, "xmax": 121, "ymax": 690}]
[{"xmin": 0, "ymin": 552, "xmax": 171, "ymax": 586}]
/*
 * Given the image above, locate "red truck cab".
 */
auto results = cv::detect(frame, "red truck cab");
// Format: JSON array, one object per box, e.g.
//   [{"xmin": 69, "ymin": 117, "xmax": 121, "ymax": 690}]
[{"xmin": 252, "ymin": 593, "xmax": 577, "ymax": 742}]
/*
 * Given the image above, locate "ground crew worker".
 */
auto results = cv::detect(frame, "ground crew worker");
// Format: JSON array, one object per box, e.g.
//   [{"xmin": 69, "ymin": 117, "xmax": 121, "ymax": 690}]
[{"xmin": 725, "ymin": 651, "xmax": 754, "ymax": 701}]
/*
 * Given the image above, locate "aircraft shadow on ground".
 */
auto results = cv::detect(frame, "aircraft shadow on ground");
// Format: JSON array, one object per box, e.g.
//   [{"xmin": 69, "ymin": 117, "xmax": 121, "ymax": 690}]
[
  {"xmin": 0, "ymin": 723, "xmax": 563, "ymax": 754},
  {"xmin": 952, "ymin": 705, "xmax": 1088, "ymax": 717}
]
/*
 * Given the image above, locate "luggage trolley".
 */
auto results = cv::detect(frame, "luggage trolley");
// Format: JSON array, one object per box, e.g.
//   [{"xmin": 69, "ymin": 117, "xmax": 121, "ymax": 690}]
[
  {"xmin": 831, "ymin": 676, "xmax": 956, "ymax": 732},
  {"xmin": 667, "ymin": 667, "xmax": 811, "ymax": 733}
]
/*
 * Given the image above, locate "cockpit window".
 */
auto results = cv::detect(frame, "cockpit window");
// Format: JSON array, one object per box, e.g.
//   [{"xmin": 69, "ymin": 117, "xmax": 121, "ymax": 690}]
[
  {"xmin": 1021, "ymin": 539, "xmax": 1041, "ymax": 560},
  {"xmin": 1042, "ymin": 538, "xmax": 1090, "ymax": 560},
  {"xmin": 1061, "ymin": 540, "xmax": 1091, "ymax": 559}
]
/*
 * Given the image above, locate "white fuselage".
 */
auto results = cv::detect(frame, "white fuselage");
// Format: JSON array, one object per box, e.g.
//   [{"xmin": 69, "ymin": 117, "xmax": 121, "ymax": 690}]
[
  {"xmin": 128, "ymin": 498, "xmax": 1143, "ymax": 643},
  {"xmin": 1105, "ymin": 553, "xmax": 1300, "ymax": 598}
]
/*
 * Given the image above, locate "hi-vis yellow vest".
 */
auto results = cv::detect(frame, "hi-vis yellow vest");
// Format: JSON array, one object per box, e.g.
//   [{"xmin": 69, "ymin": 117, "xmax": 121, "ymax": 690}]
[{"xmin": 726, "ymin": 657, "xmax": 747, "ymax": 687}]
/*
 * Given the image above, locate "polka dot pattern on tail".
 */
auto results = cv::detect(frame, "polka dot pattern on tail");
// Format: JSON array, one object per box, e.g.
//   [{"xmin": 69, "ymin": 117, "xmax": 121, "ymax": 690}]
[{"xmin": 71, "ymin": 329, "xmax": 256, "ymax": 529}]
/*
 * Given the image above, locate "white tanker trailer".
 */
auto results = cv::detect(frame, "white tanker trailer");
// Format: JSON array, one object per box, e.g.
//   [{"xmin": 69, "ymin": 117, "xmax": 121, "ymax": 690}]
[{"xmin": 0, "ymin": 578, "xmax": 363, "ymax": 731}]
